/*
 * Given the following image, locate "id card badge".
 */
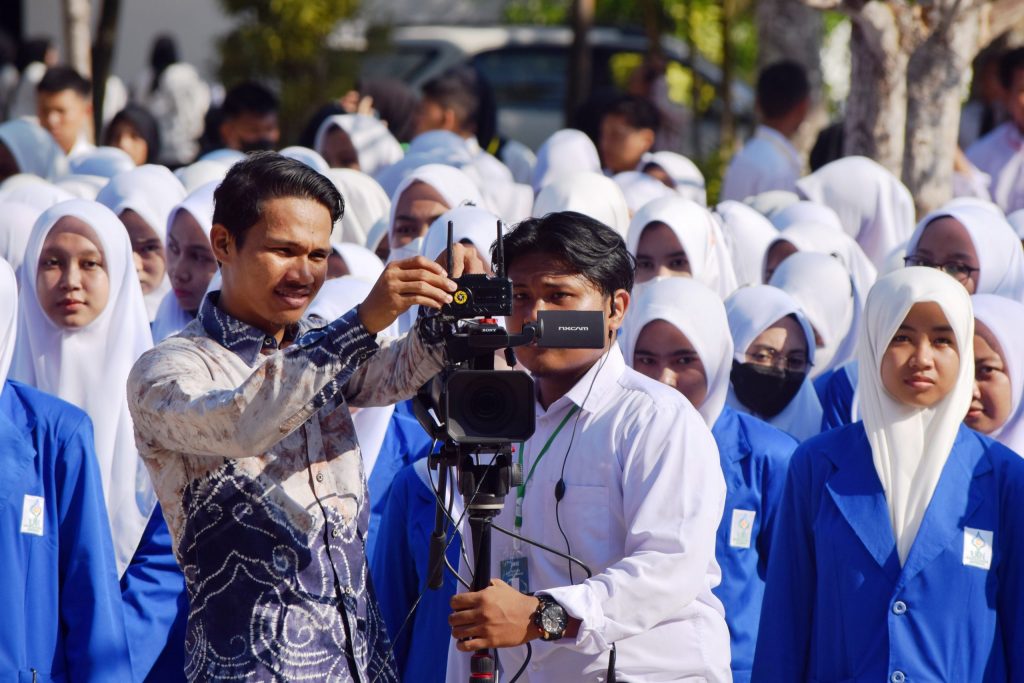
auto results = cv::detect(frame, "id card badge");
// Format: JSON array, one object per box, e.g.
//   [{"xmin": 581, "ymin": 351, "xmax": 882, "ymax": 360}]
[{"xmin": 501, "ymin": 544, "xmax": 530, "ymax": 594}]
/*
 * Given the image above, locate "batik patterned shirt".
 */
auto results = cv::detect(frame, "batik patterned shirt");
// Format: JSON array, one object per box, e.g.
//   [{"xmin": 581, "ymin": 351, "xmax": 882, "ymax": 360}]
[{"xmin": 127, "ymin": 294, "xmax": 443, "ymax": 683}]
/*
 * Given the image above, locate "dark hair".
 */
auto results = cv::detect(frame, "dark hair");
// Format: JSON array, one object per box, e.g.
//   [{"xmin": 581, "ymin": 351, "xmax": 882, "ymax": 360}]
[
  {"xmin": 809, "ymin": 120, "xmax": 845, "ymax": 172},
  {"xmin": 756, "ymin": 60, "xmax": 810, "ymax": 120},
  {"xmin": 999, "ymin": 47, "xmax": 1024, "ymax": 90},
  {"xmin": 213, "ymin": 152, "xmax": 343, "ymax": 247},
  {"xmin": 498, "ymin": 211, "xmax": 635, "ymax": 296},
  {"xmin": 37, "ymin": 66, "xmax": 91, "ymax": 97},
  {"xmin": 104, "ymin": 105, "xmax": 162, "ymax": 163},
  {"xmin": 359, "ymin": 78, "xmax": 420, "ymax": 143},
  {"xmin": 150, "ymin": 34, "xmax": 179, "ymax": 92},
  {"xmin": 601, "ymin": 94, "xmax": 660, "ymax": 132},
  {"xmin": 17, "ymin": 37, "xmax": 52, "ymax": 72},
  {"xmin": 221, "ymin": 81, "xmax": 279, "ymax": 120},
  {"xmin": 421, "ymin": 66, "xmax": 480, "ymax": 134}
]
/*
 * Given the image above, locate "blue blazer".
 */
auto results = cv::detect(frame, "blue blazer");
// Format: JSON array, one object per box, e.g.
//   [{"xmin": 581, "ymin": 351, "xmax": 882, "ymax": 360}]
[
  {"xmin": 820, "ymin": 362, "xmax": 857, "ymax": 432},
  {"xmin": 753, "ymin": 422, "xmax": 1024, "ymax": 682},
  {"xmin": 0, "ymin": 380, "xmax": 133, "ymax": 682},
  {"xmin": 711, "ymin": 407, "xmax": 797, "ymax": 683}
]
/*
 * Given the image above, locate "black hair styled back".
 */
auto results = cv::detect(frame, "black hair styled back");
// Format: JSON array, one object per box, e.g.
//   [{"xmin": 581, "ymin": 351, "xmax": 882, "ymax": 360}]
[
  {"xmin": 37, "ymin": 66, "xmax": 91, "ymax": 97},
  {"xmin": 221, "ymin": 81, "xmax": 279, "ymax": 120},
  {"xmin": 497, "ymin": 211, "xmax": 635, "ymax": 297},
  {"xmin": 212, "ymin": 152, "xmax": 343, "ymax": 247},
  {"xmin": 421, "ymin": 66, "xmax": 481, "ymax": 134},
  {"xmin": 600, "ymin": 94, "xmax": 660, "ymax": 132},
  {"xmin": 756, "ymin": 60, "xmax": 810, "ymax": 120}
]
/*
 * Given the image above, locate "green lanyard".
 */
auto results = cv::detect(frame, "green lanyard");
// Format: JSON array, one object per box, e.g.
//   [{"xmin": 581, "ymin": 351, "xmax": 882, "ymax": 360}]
[{"xmin": 514, "ymin": 405, "xmax": 580, "ymax": 530}]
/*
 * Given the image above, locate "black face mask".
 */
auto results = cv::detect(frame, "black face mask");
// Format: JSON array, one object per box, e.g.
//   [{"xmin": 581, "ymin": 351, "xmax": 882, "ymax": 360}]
[
  {"xmin": 239, "ymin": 138, "xmax": 275, "ymax": 153},
  {"xmin": 730, "ymin": 361, "xmax": 806, "ymax": 418}
]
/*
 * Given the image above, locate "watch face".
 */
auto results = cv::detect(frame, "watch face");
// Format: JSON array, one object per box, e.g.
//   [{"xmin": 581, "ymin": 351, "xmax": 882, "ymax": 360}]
[{"xmin": 541, "ymin": 604, "xmax": 567, "ymax": 634}]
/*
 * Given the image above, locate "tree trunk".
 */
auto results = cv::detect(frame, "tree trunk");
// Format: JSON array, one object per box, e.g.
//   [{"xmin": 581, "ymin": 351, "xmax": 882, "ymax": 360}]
[
  {"xmin": 63, "ymin": 0, "xmax": 92, "ymax": 77},
  {"xmin": 902, "ymin": 7, "xmax": 981, "ymax": 215},
  {"xmin": 843, "ymin": 1, "xmax": 907, "ymax": 176},
  {"xmin": 756, "ymin": 0, "xmax": 826, "ymax": 157},
  {"xmin": 565, "ymin": 0, "xmax": 594, "ymax": 124},
  {"xmin": 93, "ymin": 0, "xmax": 122, "ymax": 139}
]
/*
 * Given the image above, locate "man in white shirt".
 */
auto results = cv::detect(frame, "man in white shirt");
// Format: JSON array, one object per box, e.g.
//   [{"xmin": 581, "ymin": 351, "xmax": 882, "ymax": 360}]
[
  {"xmin": 36, "ymin": 66, "xmax": 94, "ymax": 158},
  {"xmin": 721, "ymin": 61, "xmax": 810, "ymax": 202},
  {"xmin": 966, "ymin": 48, "xmax": 1024, "ymax": 214},
  {"xmin": 446, "ymin": 211, "xmax": 731, "ymax": 682}
]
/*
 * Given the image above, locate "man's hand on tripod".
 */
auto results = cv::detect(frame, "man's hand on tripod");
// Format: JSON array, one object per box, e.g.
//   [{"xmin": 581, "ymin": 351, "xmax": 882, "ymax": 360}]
[
  {"xmin": 449, "ymin": 579, "xmax": 542, "ymax": 651},
  {"xmin": 357, "ymin": 243, "xmax": 485, "ymax": 334}
]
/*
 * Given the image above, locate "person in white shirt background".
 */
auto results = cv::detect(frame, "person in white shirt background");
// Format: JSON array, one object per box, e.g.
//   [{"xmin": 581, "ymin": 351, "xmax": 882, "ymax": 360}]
[
  {"xmin": 967, "ymin": 48, "xmax": 1024, "ymax": 214},
  {"xmin": 35, "ymin": 66, "xmax": 95, "ymax": 158},
  {"xmin": 721, "ymin": 60, "xmax": 810, "ymax": 202},
  {"xmin": 598, "ymin": 95, "xmax": 659, "ymax": 176},
  {"xmin": 446, "ymin": 211, "xmax": 730, "ymax": 682}
]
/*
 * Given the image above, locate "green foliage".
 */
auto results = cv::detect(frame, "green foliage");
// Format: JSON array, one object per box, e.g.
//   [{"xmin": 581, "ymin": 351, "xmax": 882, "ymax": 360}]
[{"xmin": 217, "ymin": 0, "xmax": 362, "ymax": 142}]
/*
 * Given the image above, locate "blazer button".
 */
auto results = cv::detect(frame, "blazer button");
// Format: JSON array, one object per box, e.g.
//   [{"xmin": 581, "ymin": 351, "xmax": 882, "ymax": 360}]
[
  {"xmin": 891, "ymin": 671, "xmax": 906, "ymax": 683},
  {"xmin": 892, "ymin": 600, "xmax": 907, "ymax": 615}
]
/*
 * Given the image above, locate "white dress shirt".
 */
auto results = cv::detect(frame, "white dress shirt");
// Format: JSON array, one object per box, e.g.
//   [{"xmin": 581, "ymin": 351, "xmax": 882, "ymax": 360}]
[
  {"xmin": 966, "ymin": 121, "xmax": 1024, "ymax": 214},
  {"xmin": 721, "ymin": 125, "xmax": 803, "ymax": 202},
  {"xmin": 446, "ymin": 344, "xmax": 731, "ymax": 682}
]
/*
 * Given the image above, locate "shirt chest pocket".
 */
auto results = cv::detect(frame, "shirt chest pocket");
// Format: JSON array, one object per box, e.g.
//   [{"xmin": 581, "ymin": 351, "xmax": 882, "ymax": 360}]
[{"xmin": 541, "ymin": 482, "xmax": 614, "ymax": 569}]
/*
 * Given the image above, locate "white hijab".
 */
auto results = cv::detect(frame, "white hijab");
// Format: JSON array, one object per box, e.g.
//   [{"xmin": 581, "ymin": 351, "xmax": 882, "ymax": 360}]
[
  {"xmin": 0, "ymin": 256, "xmax": 17, "ymax": 384},
  {"xmin": 333, "ymin": 243, "xmax": 385, "ymax": 284},
  {"xmin": 53, "ymin": 174, "xmax": 107, "ymax": 200},
  {"xmin": 769, "ymin": 251, "xmax": 861, "ymax": 378},
  {"xmin": 971, "ymin": 293, "xmax": 1024, "ymax": 455},
  {"xmin": 0, "ymin": 176, "xmax": 75, "ymax": 212},
  {"xmin": 626, "ymin": 196, "xmax": 739, "ymax": 298},
  {"xmin": 744, "ymin": 189, "xmax": 800, "ymax": 220},
  {"xmin": 796, "ymin": 156, "xmax": 916, "ymax": 267},
  {"xmin": 533, "ymin": 171, "xmax": 631, "ymax": 238},
  {"xmin": 715, "ymin": 200, "xmax": 779, "ymax": 288},
  {"xmin": 641, "ymin": 151, "xmax": 707, "ymax": 206},
  {"xmin": 174, "ymin": 159, "xmax": 230, "ymax": 192},
  {"xmin": 0, "ymin": 118, "xmax": 68, "ymax": 180},
  {"xmin": 96, "ymin": 165, "xmax": 188, "ymax": 319},
  {"xmin": 769, "ymin": 200, "xmax": 844, "ymax": 233},
  {"xmin": 422, "ymin": 205, "xmax": 505, "ymax": 270},
  {"xmin": 67, "ymin": 146, "xmax": 136, "ymax": 178},
  {"xmin": 620, "ymin": 277, "xmax": 732, "ymax": 426},
  {"xmin": 613, "ymin": 171, "xmax": 674, "ymax": 215},
  {"xmin": 858, "ymin": 267, "xmax": 974, "ymax": 565},
  {"xmin": 768, "ymin": 221, "xmax": 878, "ymax": 298},
  {"xmin": 531, "ymin": 129, "xmax": 601, "ymax": 193},
  {"xmin": 1007, "ymin": 209, "xmax": 1024, "ymax": 241},
  {"xmin": 306, "ymin": 276, "xmax": 396, "ymax": 478},
  {"xmin": 725, "ymin": 284, "xmax": 823, "ymax": 441},
  {"xmin": 11, "ymin": 199, "xmax": 155, "ymax": 575},
  {"xmin": 323, "ymin": 168, "xmax": 391, "ymax": 247},
  {"xmin": 280, "ymin": 145, "xmax": 330, "ymax": 174},
  {"xmin": 388, "ymin": 164, "xmax": 484, "ymax": 248},
  {"xmin": 313, "ymin": 113, "xmax": 405, "ymax": 177},
  {"xmin": 906, "ymin": 201, "xmax": 1024, "ymax": 302},
  {"xmin": 375, "ymin": 131, "xmax": 477, "ymax": 198},
  {"xmin": 151, "ymin": 180, "xmax": 218, "ymax": 342},
  {"xmin": 0, "ymin": 200, "xmax": 43, "ymax": 274}
]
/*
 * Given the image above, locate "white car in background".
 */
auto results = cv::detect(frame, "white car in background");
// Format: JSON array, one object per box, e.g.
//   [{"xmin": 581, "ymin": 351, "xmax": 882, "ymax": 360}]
[{"xmin": 358, "ymin": 24, "xmax": 754, "ymax": 153}]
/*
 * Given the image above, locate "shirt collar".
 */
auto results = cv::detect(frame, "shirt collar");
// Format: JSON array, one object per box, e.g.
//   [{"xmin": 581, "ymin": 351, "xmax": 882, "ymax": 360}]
[
  {"xmin": 197, "ymin": 291, "xmax": 310, "ymax": 365},
  {"xmin": 755, "ymin": 125, "xmax": 801, "ymax": 165},
  {"xmin": 537, "ymin": 343, "xmax": 626, "ymax": 418}
]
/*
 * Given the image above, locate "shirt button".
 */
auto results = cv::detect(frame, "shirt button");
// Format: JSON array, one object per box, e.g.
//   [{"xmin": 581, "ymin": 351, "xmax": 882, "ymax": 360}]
[
  {"xmin": 315, "ymin": 473, "xmax": 324, "ymax": 483},
  {"xmin": 892, "ymin": 600, "xmax": 907, "ymax": 615},
  {"xmin": 332, "ymin": 528, "xmax": 340, "ymax": 538},
  {"xmin": 891, "ymin": 671, "xmax": 906, "ymax": 683}
]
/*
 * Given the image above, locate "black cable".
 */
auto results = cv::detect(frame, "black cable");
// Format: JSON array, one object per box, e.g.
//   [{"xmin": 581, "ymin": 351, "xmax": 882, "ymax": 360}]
[
  {"xmin": 507, "ymin": 642, "xmax": 532, "ymax": 683},
  {"xmin": 491, "ymin": 522, "xmax": 593, "ymax": 578}
]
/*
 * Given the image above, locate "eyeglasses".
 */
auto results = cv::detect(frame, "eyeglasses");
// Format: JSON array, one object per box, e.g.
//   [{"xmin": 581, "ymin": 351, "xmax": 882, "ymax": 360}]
[
  {"xmin": 745, "ymin": 348, "xmax": 811, "ymax": 373},
  {"xmin": 903, "ymin": 256, "xmax": 979, "ymax": 283}
]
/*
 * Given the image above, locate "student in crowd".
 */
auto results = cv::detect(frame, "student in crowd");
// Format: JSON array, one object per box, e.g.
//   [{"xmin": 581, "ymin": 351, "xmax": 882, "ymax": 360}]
[
  {"xmin": 217, "ymin": 81, "xmax": 280, "ymax": 153},
  {"xmin": 625, "ymin": 195, "xmax": 738, "ymax": 297},
  {"xmin": 721, "ymin": 60, "xmax": 809, "ymax": 202},
  {"xmin": 446, "ymin": 211, "xmax": 730, "ymax": 682},
  {"xmin": 388, "ymin": 164, "xmax": 483, "ymax": 264},
  {"xmin": 531, "ymin": 128, "xmax": 602, "ymax": 194},
  {"xmin": 966, "ymin": 294, "xmax": 1024, "ymax": 454},
  {"xmin": 0, "ymin": 255, "xmax": 133, "ymax": 681},
  {"xmin": 314, "ymin": 113, "xmax": 404, "ymax": 176},
  {"xmin": 0, "ymin": 117, "xmax": 68, "ymax": 183},
  {"xmin": 754, "ymin": 267, "xmax": 1024, "ymax": 682},
  {"xmin": 532, "ymin": 171, "xmax": 631, "ymax": 238},
  {"xmin": 714, "ymin": 199, "xmax": 780, "ymax": 289},
  {"xmin": 619, "ymin": 276, "xmax": 797, "ymax": 683},
  {"xmin": 598, "ymin": 95, "xmax": 659, "ymax": 175},
  {"xmin": 9, "ymin": 199, "xmax": 186, "ymax": 681},
  {"xmin": 725, "ymin": 285, "xmax": 823, "ymax": 441},
  {"xmin": 36, "ymin": 66, "xmax": 94, "ymax": 157},
  {"xmin": 104, "ymin": 104, "xmax": 162, "ymax": 166},
  {"xmin": 96, "ymin": 164, "xmax": 188, "ymax": 319},
  {"xmin": 967, "ymin": 47, "xmax": 1024, "ymax": 214},
  {"xmin": 640, "ymin": 151, "xmax": 707, "ymax": 205}
]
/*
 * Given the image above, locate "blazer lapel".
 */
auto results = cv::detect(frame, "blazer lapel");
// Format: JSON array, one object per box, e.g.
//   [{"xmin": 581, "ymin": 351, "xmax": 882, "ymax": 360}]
[{"xmin": 825, "ymin": 427, "xmax": 901, "ymax": 582}]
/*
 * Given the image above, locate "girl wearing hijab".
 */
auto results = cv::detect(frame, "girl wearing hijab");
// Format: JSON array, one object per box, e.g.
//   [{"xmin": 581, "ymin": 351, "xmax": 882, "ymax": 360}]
[
  {"xmin": 314, "ymin": 113, "xmax": 405, "ymax": 176},
  {"xmin": 725, "ymin": 285, "xmax": 823, "ymax": 441},
  {"xmin": 532, "ymin": 171, "xmax": 631, "ymax": 237},
  {"xmin": 0, "ymin": 118, "xmax": 68, "ymax": 182},
  {"xmin": 768, "ymin": 251, "xmax": 861, "ymax": 382},
  {"xmin": 152, "ymin": 180, "xmax": 218, "ymax": 342},
  {"xmin": 763, "ymin": 220, "xmax": 878, "ymax": 297},
  {"xmin": 96, "ymin": 165, "xmax": 188, "ymax": 319},
  {"xmin": 626, "ymin": 195, "xmax": 738, "ymax": 297},
  {"xmin": 966, "ymin": 294, "xmax": 1024, "ymax": 455},
  {"xmin": 796, "ymin": 155, "xmax": 917, "ymax": 267},
  {"xmin": 10, "ymin": 199, "xmax": 186, "ymax": 682},
  {"xmin": 715, "ymin": 200, "xmax": 779, "ymax": 289},
  {"xmin": 531, "ymin": 129, "xmax": 602, "ymax": 194},
  {"xmin": 640, "ymin": 150, "xmax": 707, "ymax": 205},
  {"xmin": 328, "ymin": 243, "xmax": 385, "ymax": 284},
  {"xmin": 388, "ymin": 163, "xmax": 483, "ymax": 263},
  {"xmin": 323, "ymin": 167, "xmax": 391, "ymax": 247},
  {"xmin": 0, "ymin": 256, "xmax": 133, "ymax": 681},
  {"xmin": 823, "ymin": 200, "xmax": 1024, "ymax": 430},
  {"xmin": 620, "ymin": 277, "xmax": 796, "ymax": 683},
  {"xmin": 613, "ymin": 170, "xmax": 674, "ymax": 215},
  {"xmin": 753, "ymin": 267, "xmax": 1024, "ymax": 682}
]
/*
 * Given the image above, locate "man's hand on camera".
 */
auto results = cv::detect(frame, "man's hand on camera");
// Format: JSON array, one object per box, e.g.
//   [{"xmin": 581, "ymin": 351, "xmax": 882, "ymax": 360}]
[{"xmin": 357, "ymin": 243, "xmax": 485, "ymax": 335}]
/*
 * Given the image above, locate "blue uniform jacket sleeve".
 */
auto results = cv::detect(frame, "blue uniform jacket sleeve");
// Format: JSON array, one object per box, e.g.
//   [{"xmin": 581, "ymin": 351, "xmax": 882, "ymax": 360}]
[
  {"xmin": 820, "ymin": 365, "xmax": 855, "ymax": 432},
  {"xmin": 58, "ymin": 415, "xmax": 134, "ymax": 682},
  {"xmin": 997, "ymin": 452, "xmax": 1024, "ymax": 678},
  {"xmin": 120, "ymin": 504, "xmax": 187, "ymax": 682},
  {"xmin": 751, "ymin": 442, "xmax": 818, "ymax": 683}
]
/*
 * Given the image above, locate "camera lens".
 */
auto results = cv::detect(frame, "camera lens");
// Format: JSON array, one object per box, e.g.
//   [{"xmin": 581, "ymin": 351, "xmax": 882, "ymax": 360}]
[
  {"xmin": 445, "ymin": 369, "xmax": 536, "ymax": 443},
  {"xmin": 460, "ymin": 379, "xmax": 511, "ymax": 431}
]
